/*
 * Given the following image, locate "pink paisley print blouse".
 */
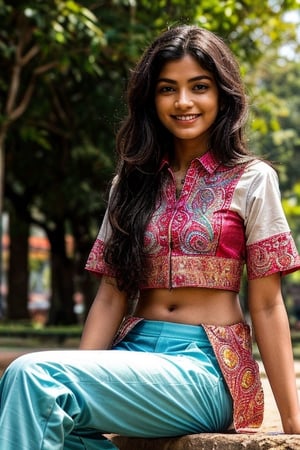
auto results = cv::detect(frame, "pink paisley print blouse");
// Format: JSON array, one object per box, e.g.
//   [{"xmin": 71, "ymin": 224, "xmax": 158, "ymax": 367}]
[{"xmin": 86, "ymin": 151, "xmax": 300, "ymax": 290}]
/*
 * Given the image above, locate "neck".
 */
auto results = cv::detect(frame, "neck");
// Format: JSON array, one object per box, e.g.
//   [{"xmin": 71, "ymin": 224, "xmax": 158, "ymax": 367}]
[
  {"xmin": 173, "ymin": 138, "xmax": 208, "ymax": 171},
  {"xmin": 172, "ymin": 149, "xmax": 208, "ymax": 173}
]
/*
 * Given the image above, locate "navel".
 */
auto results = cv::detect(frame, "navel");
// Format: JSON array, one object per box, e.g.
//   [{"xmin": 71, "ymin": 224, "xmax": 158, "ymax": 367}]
[{"xmin": 168, "ymin": 304, "xmax": 177, "ymax": 312}]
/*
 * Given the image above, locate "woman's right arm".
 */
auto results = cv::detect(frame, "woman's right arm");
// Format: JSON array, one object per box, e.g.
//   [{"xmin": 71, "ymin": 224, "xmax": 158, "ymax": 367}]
[{"xmin": 79, "ymin": 276, "xmax": 128, "ymax": 350}]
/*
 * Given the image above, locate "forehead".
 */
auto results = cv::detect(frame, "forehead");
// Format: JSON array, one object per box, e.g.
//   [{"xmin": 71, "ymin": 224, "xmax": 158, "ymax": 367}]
[{"xmin": 157, "ymin": 54, "xmax": 213, "ymax": 80}]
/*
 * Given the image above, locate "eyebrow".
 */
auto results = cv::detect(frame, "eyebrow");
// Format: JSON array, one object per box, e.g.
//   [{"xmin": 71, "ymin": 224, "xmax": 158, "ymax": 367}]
[{"xmin": 156, "ymin": 75, "xmax": 213, "ymax": 84}]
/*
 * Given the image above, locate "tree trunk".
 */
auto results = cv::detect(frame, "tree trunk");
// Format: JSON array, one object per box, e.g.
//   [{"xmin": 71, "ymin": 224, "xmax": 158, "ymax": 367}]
[
  {"xmin": 47, "ymin": 221, "xmax": 76, "ymax": 325},
  {"xmin": 72, "ymin": 222, "xmax": 99, "ymax": 318},
  {"xmin": 6, "ymin": 207, "xmax": 29, "ymax": 320}
]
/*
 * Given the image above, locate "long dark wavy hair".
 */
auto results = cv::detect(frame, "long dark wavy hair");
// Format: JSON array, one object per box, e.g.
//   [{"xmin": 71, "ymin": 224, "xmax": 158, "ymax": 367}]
[{"xmin": 104, "ymin": 25, "xmax": 253, "ymax": 299}]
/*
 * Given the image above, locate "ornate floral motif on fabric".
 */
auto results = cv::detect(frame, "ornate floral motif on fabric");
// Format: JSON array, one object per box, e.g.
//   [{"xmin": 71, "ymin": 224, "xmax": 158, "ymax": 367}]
[
  {"xmin": 86, "ymin": 239, "xmax": 115, "ymax": 277},
  {"xmin": 144, "ymin": 160, "xmax": 246, "ymax": 258},
  {"xmin": 143, "ymin": 255, "xmax": 243, "ymax": 291},
  {"xmin": 141, "ymin": 158, "xmax": 247, "ymax": 290},
  {"xmin": 247, "ymin": 232, "xmax": 300, "ymax": 279},
  {"xmin": 85, "ymin": 153, "xmax": 300, "ymax": 287},
  {"xmin": 203, "ymin": 322, "xmax": 264, "ymax": 433}
]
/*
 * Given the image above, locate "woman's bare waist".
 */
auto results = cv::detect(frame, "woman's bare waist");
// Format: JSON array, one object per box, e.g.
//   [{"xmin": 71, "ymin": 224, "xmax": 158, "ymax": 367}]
[{"xmin": 134, "ymin": 287, "xmax": 244, "ymax": 326}]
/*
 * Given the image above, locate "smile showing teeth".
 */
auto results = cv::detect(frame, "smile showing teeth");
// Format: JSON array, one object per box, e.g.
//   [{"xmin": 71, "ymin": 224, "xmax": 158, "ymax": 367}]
[{"xmin": 174, "ymin": 114, "xmax": 199, "ymax": 121}]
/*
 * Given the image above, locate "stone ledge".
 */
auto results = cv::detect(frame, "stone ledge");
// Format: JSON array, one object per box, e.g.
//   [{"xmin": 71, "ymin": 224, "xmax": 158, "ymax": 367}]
[{"xmin": 111, "ymin": 433, "xmax": 300, "ymax": 449}]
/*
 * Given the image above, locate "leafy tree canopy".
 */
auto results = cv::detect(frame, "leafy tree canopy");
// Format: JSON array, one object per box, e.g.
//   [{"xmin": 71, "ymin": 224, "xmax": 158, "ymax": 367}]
[{"xmin": 1, "ymin": 0, "xmax": 299, "ymax": 320}]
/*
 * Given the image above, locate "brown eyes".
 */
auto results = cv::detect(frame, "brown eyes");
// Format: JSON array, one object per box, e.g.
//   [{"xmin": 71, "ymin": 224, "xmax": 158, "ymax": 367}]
[{"xmin": 156, "ymin": 84, "xmax": 209, "ymax": 94}]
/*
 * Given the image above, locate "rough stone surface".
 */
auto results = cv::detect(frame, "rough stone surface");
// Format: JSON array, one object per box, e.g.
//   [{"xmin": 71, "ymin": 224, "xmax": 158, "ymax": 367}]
[{"xmin": 111, "ymin": 433, "xmax": 300, "ymax": 449}]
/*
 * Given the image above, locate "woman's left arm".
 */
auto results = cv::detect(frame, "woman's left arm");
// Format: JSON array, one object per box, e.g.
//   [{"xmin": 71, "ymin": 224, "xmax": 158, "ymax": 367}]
[{"xmin": 248, "ymin": 273, "xmax": 300, "ymax": 433}]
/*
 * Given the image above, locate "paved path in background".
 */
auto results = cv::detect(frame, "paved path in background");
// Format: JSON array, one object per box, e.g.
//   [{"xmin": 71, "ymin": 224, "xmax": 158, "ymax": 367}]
[{"xmin": 1, "ymin": 348, "xmax": 300, "ymax": 433}]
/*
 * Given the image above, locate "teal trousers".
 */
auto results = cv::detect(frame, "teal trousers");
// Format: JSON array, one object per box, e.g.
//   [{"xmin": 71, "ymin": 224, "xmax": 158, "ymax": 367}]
[{"xmin": 0, "ymin": 320, "xmax": 232, "ymax": 449}]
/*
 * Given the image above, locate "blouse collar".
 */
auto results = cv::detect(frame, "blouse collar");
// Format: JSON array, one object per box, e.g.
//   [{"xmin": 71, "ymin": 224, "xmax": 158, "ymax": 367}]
[{"xmin": 159, "ymin": 150, "xmax": 220, "ymax": 174}]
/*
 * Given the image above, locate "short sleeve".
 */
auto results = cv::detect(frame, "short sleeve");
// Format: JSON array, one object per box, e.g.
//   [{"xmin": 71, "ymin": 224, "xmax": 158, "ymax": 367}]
[
  {"xmin": 233, "ymin": 161, "xmax": 300, "ymax": 279},
  {"xmin": 85, "ymin": 179, "xmax": 117, "ymax": 278}
]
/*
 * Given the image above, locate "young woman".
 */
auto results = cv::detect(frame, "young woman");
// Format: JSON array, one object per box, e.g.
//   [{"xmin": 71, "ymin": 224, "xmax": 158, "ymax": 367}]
[{"xmin": 1, "ymin": 25, "xmax": 300, "ymax": 450}]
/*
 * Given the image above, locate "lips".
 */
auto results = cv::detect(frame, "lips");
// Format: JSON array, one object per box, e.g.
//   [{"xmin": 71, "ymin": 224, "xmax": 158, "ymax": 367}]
[{"xmin": 173, "ymin": 114, "xmax": 200, "ymax": 121}]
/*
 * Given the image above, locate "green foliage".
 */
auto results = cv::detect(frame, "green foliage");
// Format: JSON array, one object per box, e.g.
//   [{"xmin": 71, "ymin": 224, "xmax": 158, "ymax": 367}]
[
  {"xmin": 249, "ymin": 56, "xmax": 300, "ymax": 186},
  {"xmin": 0, "ymin": 0, "xmax": 110, "ymax": 220},
  {"xmin": 1, "ymin": 0, "xmax": 300, "ymax": 320},
  {"xmin": 247, "ymin": 48, "xmax": 300, "ymax": 241}
]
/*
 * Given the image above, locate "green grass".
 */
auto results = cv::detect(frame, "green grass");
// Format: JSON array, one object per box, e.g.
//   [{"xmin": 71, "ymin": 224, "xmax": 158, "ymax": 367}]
[
  {"xmin": 0, "ymin": 322, "xmax": 82, "ymax": 348},
  {"xmin": 0, "ymin": 322, "xmax": 82, "ymax": 333}
]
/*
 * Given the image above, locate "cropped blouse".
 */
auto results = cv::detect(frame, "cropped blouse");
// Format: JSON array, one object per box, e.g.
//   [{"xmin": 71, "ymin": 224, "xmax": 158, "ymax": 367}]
[{"xmin": 86, "ymin": 151, "xmax": 300, "ymax": 291}]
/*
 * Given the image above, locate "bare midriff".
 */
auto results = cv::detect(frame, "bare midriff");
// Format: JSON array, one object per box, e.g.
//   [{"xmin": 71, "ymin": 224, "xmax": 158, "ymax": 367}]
[{"xmin": 135, "ymin": 287, "xmax": 244, "ymax": 326}]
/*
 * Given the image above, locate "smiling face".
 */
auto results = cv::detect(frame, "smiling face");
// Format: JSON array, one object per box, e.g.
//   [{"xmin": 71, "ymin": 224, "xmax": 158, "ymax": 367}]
[{"xmin": 155, "ymin": 54, "xmax": 219, "ymax": 154}]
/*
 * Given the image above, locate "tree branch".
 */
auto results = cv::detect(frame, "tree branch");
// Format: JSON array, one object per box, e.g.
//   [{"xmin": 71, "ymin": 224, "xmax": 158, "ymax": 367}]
[
  {"xmin": 6, "ymin": 58, "xmax": 22, "ymax": 115},
  {"xmin": 5, "ymin": 26, "xmax": 39, "ymax": 115},
  {"xmin": 5, "ymin": 16, "xmax": 58, "ymax": 122},
  {"xmin": 34, "ymin": 61, "xmax": 58, "ymax": 76},
  {"xmin": 7, "ymin": 77, "xmax": 36, "ymax": 122},
  {"xmin": 49, "ymin": 84, "xmax": 70, "ymax": 125},
  {"xmin": 20, "ymin": 44, "xmax": 40, "ymax": 66},
  {"xmin": 32, "ymin": 120, "xmax": 72, "ymax": 139},
  {"xmin": 7, "ymin": 61, "xmax": 59, "ymax": 122}
]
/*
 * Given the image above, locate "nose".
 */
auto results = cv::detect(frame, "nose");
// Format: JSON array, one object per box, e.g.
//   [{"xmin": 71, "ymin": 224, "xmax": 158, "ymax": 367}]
[{"xmin": 175, "ymin": 90, "xmax": 193, "ymax": 109}]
